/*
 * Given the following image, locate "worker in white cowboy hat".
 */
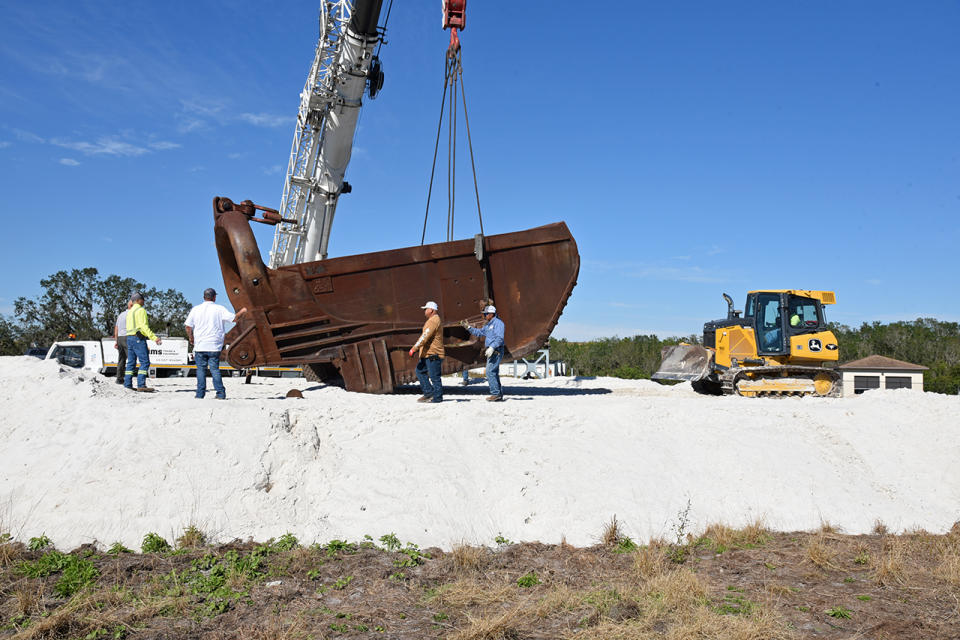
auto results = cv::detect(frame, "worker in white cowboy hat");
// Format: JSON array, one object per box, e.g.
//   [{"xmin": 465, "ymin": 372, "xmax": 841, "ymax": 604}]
[
  {"xmin": 408, "ymin": 300, "xmax": 445, "ymax": 403},
  {"xmin": 460, "ymin": 304, "xmax": 506, "ymax": 402}
]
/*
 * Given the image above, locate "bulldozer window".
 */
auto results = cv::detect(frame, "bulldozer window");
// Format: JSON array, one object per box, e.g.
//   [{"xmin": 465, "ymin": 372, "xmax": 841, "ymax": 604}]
[
  {"xmin": 757, "ymin": 293, "xmax": 784, "ymax": 352},
  {"xmin": 788, "ymin": 297, "xmax": 821, "ymax": 331}
]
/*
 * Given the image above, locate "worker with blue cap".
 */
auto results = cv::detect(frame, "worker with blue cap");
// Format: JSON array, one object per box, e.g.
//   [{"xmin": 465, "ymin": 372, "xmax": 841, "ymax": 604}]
[{"xmin": 460, "ymin": 305, "xmax": 505, "ymax": 402}]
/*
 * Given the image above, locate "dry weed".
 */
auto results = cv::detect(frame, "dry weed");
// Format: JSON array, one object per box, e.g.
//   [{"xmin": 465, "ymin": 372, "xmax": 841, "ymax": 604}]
[
  {"xmin": 448, "ymin": 602, "xmax": 528, "ymax": 640},
  {"xmin": 702, "ymin": 523, "xmax": 737, "ymax": 549},
  {"xmin": 665, "ymin": 606, "xmax": 797, "ymax": 640},
  {"xmin": 233, "ymin": 614, "xmax": 309, "ymax": 640},
  {"xmin": 10, "ymin": 588, "xmax": 127, "ymax": 640},
  {"xmin": 175, "ymin": 524, "xmax": 207, "ymax": 549},
  {"xmin": 805, "ymin": 533, "xmax": 842, "ymax": 571},
  {"xmin": 428, "ymin": 579, "xmax": 515, "ymax": 608},
  {"xmin": 852, "ymin": 542, "xmax": 871, "ymax": 567},
  {"xmin": 282, "ymin": 547, "xmax": 320, "ymax": 575},
  {"xmin": 934, "ymin": 548, "xmax": 960, "ymax": 587},
  {"xmin": 451, "ymin": 543, "xmax": 486, "ymax": 573},
  {"xmin": 701, "ymin": 519, "xmax": 771, "ymax": 551},
  {"xmin": 602, "ymin": 515, "xmax": 624, "ymax": 546},
  {"xmin": 0, "ymin": 535, "xmax": 24, "ymax": 567},
  {"xmin": 872, "ymin": 519, "xmax": 889, "ymax": 535},
  {"xmin": 764, "ymin": 583, "xmax": 797, "ymax": 597},
  {"xmin": 12, "ymin": 585, "xmax": 42, "ymax": 618},
  {"xmin": 818, "ymin": 521, "xmax": 838, "ymax": 534},
  {"xmin": 633, "ymin": 541, "xmax": 668, "ymax": 581},
  {"xmin": 642, "ymin": 568, "xmax": 708, "ymax": 616},
  {"xmin": 531, "ymin": 584, "xmax": 583, "ymax": 618},
  {"xmin": 874, "ymin": 537, "xmax": 907, "ymax": 586}
]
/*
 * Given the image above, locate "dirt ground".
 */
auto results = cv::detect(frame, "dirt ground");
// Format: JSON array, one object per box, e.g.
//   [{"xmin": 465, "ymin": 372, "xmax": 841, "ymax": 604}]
[{"xmin": 2, "ymin": 522, "xmax": 959, "ymax": 639}]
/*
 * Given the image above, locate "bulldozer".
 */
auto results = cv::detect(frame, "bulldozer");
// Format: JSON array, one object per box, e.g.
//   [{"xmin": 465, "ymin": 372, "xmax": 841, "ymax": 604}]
[{"xmin": 653, "ymin": 290, "xmax": 842, "ymax": 397}]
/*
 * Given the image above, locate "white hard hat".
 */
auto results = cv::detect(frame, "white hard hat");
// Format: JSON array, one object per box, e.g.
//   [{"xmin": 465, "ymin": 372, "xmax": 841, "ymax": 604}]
[
  {"xmin": 483, "ymin": 305, "xmax": 497, "ymax": 314},
  {"xmin": 421, "ymin": 301, "xmax": 439, "ymax": 311}
]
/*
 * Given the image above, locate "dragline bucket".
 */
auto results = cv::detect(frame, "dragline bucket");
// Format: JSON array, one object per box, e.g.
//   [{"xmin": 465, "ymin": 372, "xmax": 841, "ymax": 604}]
[{"xmin": 213, "ymin": 197, "xmax": 579, "ymax": 393}]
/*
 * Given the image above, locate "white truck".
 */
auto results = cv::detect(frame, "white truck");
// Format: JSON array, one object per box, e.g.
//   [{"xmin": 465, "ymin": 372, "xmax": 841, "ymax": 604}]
[
  {"xmin": 44, "ymin": 338, "xmax": 301, "ymax": 378},
  {"xmin": 46, "ymin": 338, "xmax": 200, "ymax": 378}
]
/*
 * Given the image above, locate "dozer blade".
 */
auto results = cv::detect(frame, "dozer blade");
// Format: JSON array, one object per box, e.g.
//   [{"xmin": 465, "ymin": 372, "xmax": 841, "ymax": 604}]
[{"xmin": 652, "ymin": 345, "xmax": 713, "ymax": 382}]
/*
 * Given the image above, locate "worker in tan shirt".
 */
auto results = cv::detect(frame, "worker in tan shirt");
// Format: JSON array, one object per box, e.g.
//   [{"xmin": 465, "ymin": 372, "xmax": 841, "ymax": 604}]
[{"xmin": 408, "ymin": 300, "xmax": 445, "ymax": 403}]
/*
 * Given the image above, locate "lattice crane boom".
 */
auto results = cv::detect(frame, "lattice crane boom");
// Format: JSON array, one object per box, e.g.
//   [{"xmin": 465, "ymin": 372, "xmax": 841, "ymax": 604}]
[{"xmin": 269, "ymin": 0, "xmax": 385, "ymax": 268}]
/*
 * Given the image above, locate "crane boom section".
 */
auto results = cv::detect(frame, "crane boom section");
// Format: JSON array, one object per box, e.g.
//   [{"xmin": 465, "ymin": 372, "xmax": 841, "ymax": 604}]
[{"xmin": 270, "ymin": 0, "xmax": 384, "ymax": 268}]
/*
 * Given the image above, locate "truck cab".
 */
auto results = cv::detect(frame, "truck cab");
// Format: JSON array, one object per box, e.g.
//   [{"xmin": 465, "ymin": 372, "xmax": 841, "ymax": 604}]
[{"xmin": 46, "ymin": 341, "xmax": 104, "ymax": 374}]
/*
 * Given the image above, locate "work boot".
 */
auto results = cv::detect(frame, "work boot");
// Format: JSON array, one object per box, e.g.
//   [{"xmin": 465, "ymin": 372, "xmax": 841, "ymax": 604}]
[
  {"xmin": 486, "ymin": 395, "xmax": 503, "ymax": 402},
  {"xmin": 417, "ymin": 395, "xmax": 432, "ymax": 403},
  {"xmin": 136, "ymin": 387, "xmax": 156, "ymax": 393}
]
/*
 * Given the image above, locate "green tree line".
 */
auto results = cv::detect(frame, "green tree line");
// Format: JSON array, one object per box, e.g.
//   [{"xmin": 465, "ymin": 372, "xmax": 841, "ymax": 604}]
[
  {"xmin": 0, "ymin": 267, "xmax": 191, "ymax": 355},
  {"xmin": 550, "ymin": 318, "xmax": 960, "ymax": 395},
  {"xmin": 832, "ymin": 319, "xmax": 960, "ymax": 394}
]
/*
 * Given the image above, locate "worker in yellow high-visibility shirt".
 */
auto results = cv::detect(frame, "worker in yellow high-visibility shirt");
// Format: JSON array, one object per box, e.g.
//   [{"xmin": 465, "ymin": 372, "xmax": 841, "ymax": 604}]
[{"xmin": 124, "ymin": 292, "xmax": 162, "ymax": 392}]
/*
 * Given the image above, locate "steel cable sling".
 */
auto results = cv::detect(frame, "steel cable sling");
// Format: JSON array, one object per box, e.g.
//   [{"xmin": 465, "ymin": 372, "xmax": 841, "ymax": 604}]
[{"xmin": 421, "ymin": 47, "xmax": 484, "ymax": 245}]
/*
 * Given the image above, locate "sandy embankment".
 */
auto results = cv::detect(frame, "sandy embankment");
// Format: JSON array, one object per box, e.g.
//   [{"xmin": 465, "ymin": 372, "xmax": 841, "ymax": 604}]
[{"xmin": 0, "ymin": 356, "xmax": 957, "ymax": 550}]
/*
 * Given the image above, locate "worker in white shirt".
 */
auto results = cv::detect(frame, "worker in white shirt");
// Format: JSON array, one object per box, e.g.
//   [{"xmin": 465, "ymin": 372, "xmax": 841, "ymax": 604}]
[{"xmin": 184, "ymin": 288, "xmax": 247, "ymax": 399}]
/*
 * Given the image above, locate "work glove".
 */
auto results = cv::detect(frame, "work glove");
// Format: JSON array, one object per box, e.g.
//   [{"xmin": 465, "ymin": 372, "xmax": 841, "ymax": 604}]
[
  {"xmin": 459, "ymin": 319, "xmax": 470, "ymax": 329},
  {"xmin": 408, "ymin": 348, "xmax": 416, "ymax": 357},
  {"xmin": 485, "ymin": 346, "xmax": 494, "ymax": 359}
]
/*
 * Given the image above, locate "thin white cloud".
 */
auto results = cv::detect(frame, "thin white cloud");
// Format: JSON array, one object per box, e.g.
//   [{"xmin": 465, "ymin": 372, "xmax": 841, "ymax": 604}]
[
  {"xmin": 51, "ymin": 137, "xmax": 150, "ymax": 156},
  {"xmin": 263, "ymin": 164, "xmax": 284, "ymax": 175},
  {"xmin": 227, "ymin": 152, "xmax": 247, "ymax": 160},
  {"xmin": 59, "ymin": 158, "xmax": 81, "ymax": 166},
  {"xmin": 176, "ymin": 118, "xmax": 206, "ymax": 134},
  {"xmin": 49, "ymin": 136, "xmax": 179, "ymax": 157},
  {"xmin": 865, "ymin": 279, "xmax": 882, "ymax": 286},
  {"xmin": 181, "ymin": 99, "xmax": 225, "ymax": 117},
  {"xmin": 13, "ymin": 128, "xmax": 44, "ymax": 143},
  {"xmin": 239, "ymin": 112, "xmax": 293, "ymax": 128},
  {"xmin": 0, "ymin": 141, "xmax": 11, "ymax": 149},
  {"xmin": 585, "ymin": 259, "xmax": 726, "ymax": 283},
  {"xmin": 148, "ymin": 141, "xmax": 180, "ymax": 150}
]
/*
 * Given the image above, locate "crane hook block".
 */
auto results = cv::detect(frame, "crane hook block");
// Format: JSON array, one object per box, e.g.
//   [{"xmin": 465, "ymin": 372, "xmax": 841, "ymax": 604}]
[{"xmin": 442, "ymin": 0, "xmax": 466, "ymax": 31}]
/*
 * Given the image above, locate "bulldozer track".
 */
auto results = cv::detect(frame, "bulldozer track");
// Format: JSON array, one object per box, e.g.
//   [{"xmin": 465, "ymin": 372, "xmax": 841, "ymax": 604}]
[{"xmin": 719, "ymin": 366, "xmax": 841, "ymax": 398}]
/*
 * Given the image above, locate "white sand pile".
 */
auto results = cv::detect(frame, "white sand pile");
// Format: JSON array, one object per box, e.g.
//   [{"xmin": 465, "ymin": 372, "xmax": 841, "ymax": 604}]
[{"xmin": 0, "ymin": 356, "xmax": 958, "ymax": 551}]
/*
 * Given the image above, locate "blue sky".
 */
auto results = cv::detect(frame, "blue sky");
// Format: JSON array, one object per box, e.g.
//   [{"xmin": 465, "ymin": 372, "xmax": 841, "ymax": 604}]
[{"xmin": 1, "ymin": 1, "xmax": 958, "ymax": 340}]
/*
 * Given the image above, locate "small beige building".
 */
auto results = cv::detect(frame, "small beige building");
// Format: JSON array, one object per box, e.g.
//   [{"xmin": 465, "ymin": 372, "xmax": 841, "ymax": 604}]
[{"xmin": 838, "ymin": 355, "xmax": 928, "ymax": 396}]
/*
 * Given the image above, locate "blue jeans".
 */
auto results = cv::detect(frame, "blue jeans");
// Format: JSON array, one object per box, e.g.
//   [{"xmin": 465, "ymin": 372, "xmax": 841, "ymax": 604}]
[
  {"xmin": 415, "ymin": 355, "xmax": 443, "ymax": 402},
  {"xmin": 124, "ymin": 335, "xmax": 150, "ymax": 388},
  {"xmin": 486, "ymin": 346, "xmax": 503, "ymax": 397},
  {"xmin": 194, "ymin": 351, "xmax": 225, "ymax": 399}
]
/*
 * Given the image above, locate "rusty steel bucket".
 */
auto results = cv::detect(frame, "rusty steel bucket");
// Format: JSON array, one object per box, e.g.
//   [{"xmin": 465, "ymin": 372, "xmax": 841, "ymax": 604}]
[{"xmin": 212, "ymin": 197, "xmax": 579, "ymax": 393}]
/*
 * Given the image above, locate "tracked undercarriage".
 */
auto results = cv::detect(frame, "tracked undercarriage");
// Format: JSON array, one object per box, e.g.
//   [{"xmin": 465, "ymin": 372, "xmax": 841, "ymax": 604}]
[
  {"xmin": 719, "ymin": 366, "xmax": 841, "ymax": 397},
  {"xmin": 212, "ymin": 197, "xmax": 579, "ymax": 393},
  {"xmin": 692, "ymin": 366, "xmax": 841, "ymax": 397}
]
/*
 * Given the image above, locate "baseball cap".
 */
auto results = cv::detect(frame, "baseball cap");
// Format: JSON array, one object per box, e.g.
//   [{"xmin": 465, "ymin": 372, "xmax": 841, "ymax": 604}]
[
  {"xmin": 421, "ymin": 301, "xmax": 439, "ymax": 311},
  {"xmin": 483, "ymin": 305, "xmax": 497, "ymax": 314}
]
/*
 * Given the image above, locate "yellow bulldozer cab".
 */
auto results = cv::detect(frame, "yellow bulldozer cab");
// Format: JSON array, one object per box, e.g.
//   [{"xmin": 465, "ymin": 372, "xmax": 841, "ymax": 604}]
[{"xmin": 748, "ymin": 290, "xmax": 837, "ymax": 305}]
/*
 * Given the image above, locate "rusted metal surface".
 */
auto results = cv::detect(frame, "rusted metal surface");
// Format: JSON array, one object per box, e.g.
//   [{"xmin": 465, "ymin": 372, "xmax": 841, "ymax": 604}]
[{"xmin": 213, "ymin": 197, "xmax": 579, "ymax": 393}]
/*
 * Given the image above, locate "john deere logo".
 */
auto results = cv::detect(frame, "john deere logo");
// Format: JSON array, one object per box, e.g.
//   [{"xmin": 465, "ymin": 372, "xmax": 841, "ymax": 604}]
[{"xmin": 808, "ymin": 339, "xmax": 822, "ymax": 352}]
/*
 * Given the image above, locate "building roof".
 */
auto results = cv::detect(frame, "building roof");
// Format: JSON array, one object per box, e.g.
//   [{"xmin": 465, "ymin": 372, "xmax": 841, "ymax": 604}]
[{"xmin": 838, "ymin": 355, "xmax": 928, "ymax": 371}]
